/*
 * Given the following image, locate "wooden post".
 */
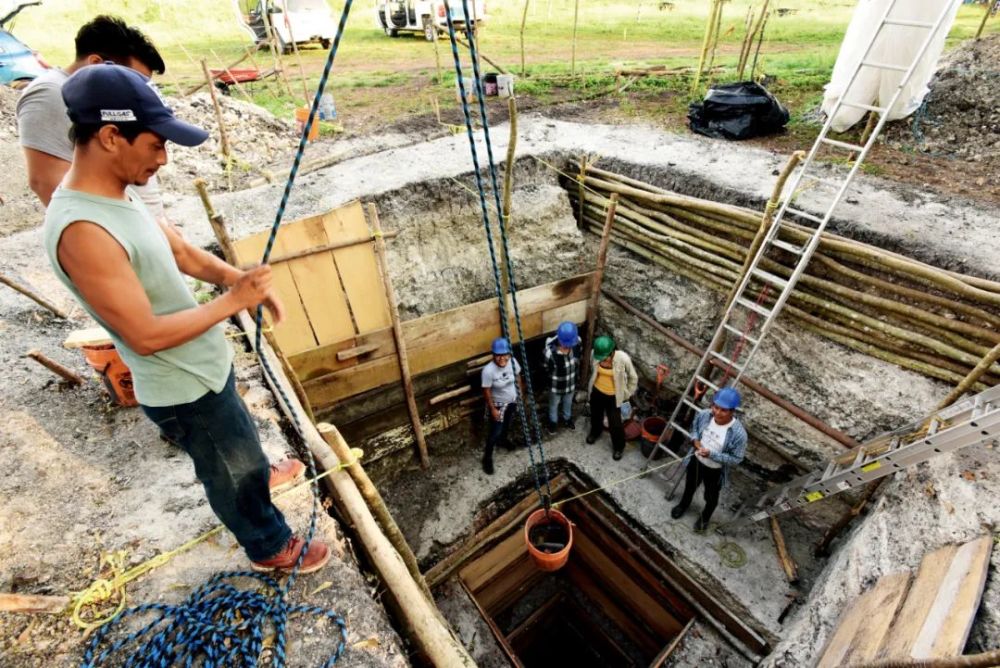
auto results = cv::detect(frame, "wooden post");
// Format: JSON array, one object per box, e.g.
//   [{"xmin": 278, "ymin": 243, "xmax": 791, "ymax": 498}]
[
  {"xmin": 194, "ymin": 179, "xmax": 236, "ymax": 264},
  {"xmin": 692, "ymin": 0, "xmax": 721, "ymax": 92},
  {"xmin": 769, "ymin": 516, "xmax": 799, "ymax": 584},
  {"xmin": 571, "ymin": 0, "xmax": 580, "ymax": 75},
  {"xmin": 368, "ymin": 203, "xmax": 430, "ymax": 469},
  {"xmin": 261, "ymin": 6, "xmax": 294, "ymax": 97},
  {"xmin": 317, "ymin": 423, "xmax": 433, "ymax": 600},
  {"xmin": 0, "ymin": 273, "xmax": 68, "ymax": 318},
  {"xmin": 580, "ymin": 193, "xmax": 619, "ymax": 383},
  {"xmin": 26, "ymin": 350, "xmax": 85, "ymax": 386},
  {"xmin": 210, "ymin": 48, "xmax": 255, "ymax": 104},
  {"xmin": 705, "ymin": 0, "xmax": 725, "ymax": 79},
  {"xmin": 200, "ymin": 60, "xmax": 232, "ymax": 162},
  {"xmin": 975, "ymin": 0, "xmax": 992, "ymax": 40},
  {"xmin": 520, "ymin": 0, "xmax": 531, "ymax": 76}
]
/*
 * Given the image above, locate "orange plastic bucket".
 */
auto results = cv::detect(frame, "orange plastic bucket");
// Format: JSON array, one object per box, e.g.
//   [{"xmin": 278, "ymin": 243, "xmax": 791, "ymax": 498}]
[
  {"xmin": 524, "ymin": 508, "xmax": 573, "ymax": 572},
  {"xmin": 82, "ymin": 344, "xmax": 137, "ymax": 407},
  {"xmin": 294, "ymin": 107, "xmax": 320, "ymax": 142}
]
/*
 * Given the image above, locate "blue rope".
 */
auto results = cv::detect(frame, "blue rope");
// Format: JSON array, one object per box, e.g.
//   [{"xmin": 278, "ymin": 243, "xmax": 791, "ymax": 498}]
[
  {"xmin": 81, "ymin": 3, "xmax": 355, "ymax": 666},
  {"xmin": 444, "ymin": 2, "xmax": 552, "ymax": 504}
]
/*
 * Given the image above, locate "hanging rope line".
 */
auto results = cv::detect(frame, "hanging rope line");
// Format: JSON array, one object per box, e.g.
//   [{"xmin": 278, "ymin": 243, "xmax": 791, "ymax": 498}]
[
  {"xmin": 81, "ymin": 3, "xmax": 356, "ymax": 666},
  {"xmin": 444, "ymin": 0, "xmax": 552, "ymax": 505}
]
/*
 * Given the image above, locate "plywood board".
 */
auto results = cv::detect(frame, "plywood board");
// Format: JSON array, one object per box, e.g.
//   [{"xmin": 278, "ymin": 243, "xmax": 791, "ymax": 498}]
[
  {"xmin": 63, "ymin": 327, "xmax": 112, "ymax": 349},
  {"xmin": 878, "ymin": 544, "xmax": 959, "ymax": 660},
  {"xmin": 276, "ymin": 213, "xmax": 355, "ymax": 346},
  {"xmin": 911, "ymin": 535, "xmax": 993, "ymax": 659},
  {"xmin": 541, "ymin": 300, "xmax": 587, "ymax": 333},
  {"xmin": 459, "ymin": 531, "xmax": 526, "ymax": 593},
  {"xmin": 323, "ymin": 202, "xmax": 391, "ymax": 334},
  {"xmin": 817, "ymin": 572, "xmax": 911, "ymax": 668},
  {"xmin": 232, "ymin": 231, "xmax": 317, "ymax": 355}
]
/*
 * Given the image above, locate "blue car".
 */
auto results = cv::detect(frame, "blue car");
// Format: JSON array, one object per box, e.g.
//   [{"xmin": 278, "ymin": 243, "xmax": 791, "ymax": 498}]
[{"xmin": 0, "ymin": 2, "xmax": 47, "ymax": 86}]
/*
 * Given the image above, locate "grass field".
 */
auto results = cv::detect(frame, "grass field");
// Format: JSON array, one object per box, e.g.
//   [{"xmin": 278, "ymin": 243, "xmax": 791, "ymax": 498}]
[{"xmin": 7, "ymin": 0, "xmax": 998, "ymax": 137}]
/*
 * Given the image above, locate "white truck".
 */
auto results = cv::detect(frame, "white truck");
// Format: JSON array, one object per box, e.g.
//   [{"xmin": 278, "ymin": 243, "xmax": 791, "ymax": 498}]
[
  {"xmin": 240, "ymin": 0, "xmax": 339, "ymax": 53},
  {"xmin": 375, "ymin": 0, "xmax": 486, "ymax": 41}
]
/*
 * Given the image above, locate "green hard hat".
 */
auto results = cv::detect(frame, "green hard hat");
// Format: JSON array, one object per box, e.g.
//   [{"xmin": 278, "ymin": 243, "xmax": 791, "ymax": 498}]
[{"xmin": 593, "ymin": 335, "xmax": 615, "ymax": 361}]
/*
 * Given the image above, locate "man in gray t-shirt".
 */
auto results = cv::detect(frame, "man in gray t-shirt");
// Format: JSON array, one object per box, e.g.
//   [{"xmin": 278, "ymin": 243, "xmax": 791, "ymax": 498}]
[
  {"xmin": 480, "ymin": 337, "xmax": 525, "ymax": 474},
  {"xmin": 16, "ymin": 15, "xmax": 166, "ymax": 213}
]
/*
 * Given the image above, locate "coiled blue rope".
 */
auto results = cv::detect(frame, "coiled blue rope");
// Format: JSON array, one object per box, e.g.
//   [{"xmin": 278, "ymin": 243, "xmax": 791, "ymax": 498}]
[
  {"xmin": 444, "ymin": 1, "xmax": 553, "ymax": 504},
  {"xmin": 81, "ymin": 3, "xmax": 355, "ymax": 666}
]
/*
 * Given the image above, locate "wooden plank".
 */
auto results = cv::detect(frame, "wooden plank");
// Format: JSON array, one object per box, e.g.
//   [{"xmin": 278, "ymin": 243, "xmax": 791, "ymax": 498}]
[
  {"xmin": 816, "ymin": 571, "xmax": 911, "ymax": 668},
  {"xmin": 912, "ymin": 535, "xmax": 993, "ymax": 659},
  {"xmin": 474, "ymin": 555, "xmax": 545, "ymax": 616},
  {"xmin": 279, "ymin": 213, "xmax": 356, "ymax": 346},
  {"xmin": 232, "ymin": 231, "xmax": 317, "ymax": 355},
  {"xmin": 324, "ymin": 202, "xmax": 391, "ymax": 334},
  {"xmin": 878, "ymin": 543, "xmax": 959, "ymax": 660},
  {"xmin": 63, "ymin": 327, "xmax": 112, "ymax": 349},
  {"xmin": 336, "ymin": 343, "xmax": 382, "ymax": 362},
  {"xmin": 457, "ymin": 579, "xmax": 525, "ymax": 668},
  {"xmin": 459, "ymin": 531, "xmax": 526, "ymax": 593},
  {"xmin": 541, "ymin": 299, "xmax": 586, "ymax": 332},
  {"xmin": 292, "ymin": 329, "xmax": 397, "ymax": 381}
]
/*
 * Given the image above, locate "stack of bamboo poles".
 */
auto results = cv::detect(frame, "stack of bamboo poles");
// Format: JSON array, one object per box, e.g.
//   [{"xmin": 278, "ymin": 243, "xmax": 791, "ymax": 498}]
[{"xmin": 566, "ymin": 161, "xmax": 1000, "ymax": 391}]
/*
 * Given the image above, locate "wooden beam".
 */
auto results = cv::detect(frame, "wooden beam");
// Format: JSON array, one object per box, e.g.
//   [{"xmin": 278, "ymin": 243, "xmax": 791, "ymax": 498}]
[
  {"xmin": 368, "ymin": 203, "xmax": 429, "ymax": 469},
  {"xmin": 458, "ymin": 578, "xmax": 525, "ymax": 668},
  {"xmin": 335, "ymin": 343, "xmax": 381, "ymax": 362},
  {"xmin": 428, "ymin": 385, "xmax": 473, "ymax": 406},
  {"xmin": 651, "ymin": 617, "xmax": 696, "ymax": 668},
  {"xmin": 580, "ymin": 194, "xmax": 618, "ymax": 383},
  {"xmin": 240, "ymin": 231, "xmax": 398, "ymax": 270}
]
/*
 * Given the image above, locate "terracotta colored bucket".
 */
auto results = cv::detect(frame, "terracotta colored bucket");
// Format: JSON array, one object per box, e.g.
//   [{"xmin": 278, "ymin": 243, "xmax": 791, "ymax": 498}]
[
  {"xmin": 294, "ymin": 107, "xmax": 320, "ymax": 141},
  {"xmin": 82, "ymin": 344, "xmax": 137, "ymax": 407},
  {"xmin": 524, "ymin": 508, "xmax": 573, "ymax": 572}
]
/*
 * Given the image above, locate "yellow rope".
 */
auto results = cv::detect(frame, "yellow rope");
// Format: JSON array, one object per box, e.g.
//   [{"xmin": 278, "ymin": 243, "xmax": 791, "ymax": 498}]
[
  {"xmin": 225, "ymin": 326, "xmax": 273, "ymax": 339},
  {"xmin": 69, "ymin": 448, "xmax": 364, "ymax": 631},
  {"xmin": 552, "ymin": 454, "xmax": 686, "ymax": 509}
]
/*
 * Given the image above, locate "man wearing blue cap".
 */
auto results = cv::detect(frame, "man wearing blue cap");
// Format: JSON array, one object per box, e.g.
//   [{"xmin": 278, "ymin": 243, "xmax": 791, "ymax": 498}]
[
  {"xmin": 542, "ymin": 321, "xmax": 581, "ymax": 434},
  {"xmin": 42, "ymin": 63, "xmax": 330, "ymax": 574},
  {"xmin": 670, "ymin": 387, "xmax": 747, "ymax": 532}
]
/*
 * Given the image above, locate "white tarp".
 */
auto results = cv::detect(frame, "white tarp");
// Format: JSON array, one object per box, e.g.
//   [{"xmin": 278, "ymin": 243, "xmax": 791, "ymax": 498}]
[{"xmin": 822, "ymin": 0, "xmax": 962, "ymax": 132}]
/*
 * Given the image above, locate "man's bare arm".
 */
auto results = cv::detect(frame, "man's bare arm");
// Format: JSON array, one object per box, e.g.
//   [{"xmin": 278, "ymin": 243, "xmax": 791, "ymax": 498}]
[
  {"xmin": 58, "ymin": 222, "xmax": 273, "ymax": 355},
  {"xmin": 23, "ymin": 148, "xmax": 70, "ymax": 206}
]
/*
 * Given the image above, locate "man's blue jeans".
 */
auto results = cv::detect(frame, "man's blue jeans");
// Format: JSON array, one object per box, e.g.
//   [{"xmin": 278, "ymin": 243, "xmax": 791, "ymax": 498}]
[
  {"xmin": 548, "ymin": 391, "xmax": 573, "ymax": 423},
  {"xmin": 140, "ymin": 369, "xmax": 292, "ymax": 561}
]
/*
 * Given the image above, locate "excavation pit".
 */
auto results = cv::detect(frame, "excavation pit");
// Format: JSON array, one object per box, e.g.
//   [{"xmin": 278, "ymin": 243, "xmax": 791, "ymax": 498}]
[{"xmin": 424, "ymin": 467, "xmax": 768, "ymax": 667}]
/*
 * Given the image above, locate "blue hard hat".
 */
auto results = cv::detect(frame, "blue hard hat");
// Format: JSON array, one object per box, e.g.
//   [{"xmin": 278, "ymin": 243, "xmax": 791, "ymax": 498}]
[
  {"xmin": 491, "ymin": 337, "xmax": 512, "ymax": 355},
  {"xmin": 713, "ymin": 387, "xmax": 742, "ymax": 410},
  {"xmin": 556, "ymin": 321, "xmax": 579, "ymax": 347}
]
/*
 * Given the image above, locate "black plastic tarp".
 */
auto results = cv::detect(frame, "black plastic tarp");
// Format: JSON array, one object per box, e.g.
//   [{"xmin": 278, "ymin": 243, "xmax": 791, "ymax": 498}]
[{"xmin": 688, "ymin": 81, "xmax": 789, "ymax": 140}]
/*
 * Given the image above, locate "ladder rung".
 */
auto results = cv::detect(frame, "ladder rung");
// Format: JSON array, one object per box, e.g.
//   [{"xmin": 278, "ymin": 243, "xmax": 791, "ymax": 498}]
[
  {"xmin": 785, "ymin": 206, "xmax": 825, "ymax": 225},
  {"xmin": 882, "ymin": 18, "xmax": 935, "ymax": 28},
  {"xmin": 839, "ymin": 100, "xmax": 887, "ymax": 114},
  {"xmin": 861, "ymin": 59, "xmax": 909, "ymax": 73},
  {"xmin": 723, "ymin": 323, "xmax": 760, "ymax": 346},
  {"xmin": 670, "ymin": 423, "xmax": 692, "ymax": 439},
  {"xmin": 806, "ymin": 176, "xmax": 844, "ymax": 190},
  {"xmin": 821, "ymin": 137, "xmax": 866, "ymax": 153},
  {"xmin": 771, "ymin": 238, "xmax": 804, "ymax": 255},
  {"xmin": 695, "ymin": 375, "xmax": 719, "ymax": 392},
  {"xmin": 710, "ymin": 350, "xmax": 745, "ymax": 373},
  {"xmin": 751, "ymin": 268, "xmax": 789, "ymax": 290},
  {"xmin": 735, "ymin": 297, "xmax": 773, "ymax": 319},
  {"xmin": 681, "ymin": 398, "xmax": 701, "ymax": 412}
]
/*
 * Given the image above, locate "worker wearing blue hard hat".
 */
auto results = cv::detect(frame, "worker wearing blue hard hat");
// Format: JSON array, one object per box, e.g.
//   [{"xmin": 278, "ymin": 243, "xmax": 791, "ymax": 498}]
[
  {"xmin": 480, "ymin": 336, "xmax": 525, "ymax": 475},
  {"xmin": 542, "ymin": 321, "xmax": 581, "ymax": 435},
  {"xmin": 671, "ymin": 386, "xmax": 748, "ymax": 532}
]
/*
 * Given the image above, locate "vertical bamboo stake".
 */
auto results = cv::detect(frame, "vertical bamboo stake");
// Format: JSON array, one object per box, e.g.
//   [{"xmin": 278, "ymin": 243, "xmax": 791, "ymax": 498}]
[
  {"xmin": 261, "ymin": 6, "xmax": 294, "ymax": 97},
  {"xmin": 317, "ymin": 423, "xmax": 433, "ymax": 601},
  {"xmin": 975, "ymin": 0, "xmax": 992, "ymax": 40},
  {"xmin": 520, "ymin": 0, "xmax": 531, "ymax": 76},
  {"xmin": 705, "ymin": 0, "xmax": 725, "ymax": 79},
  {"xmin": 738, "ymin": 0, "xmax": 769, "ymax": 80},
  {"xmin": 433, "ymin": 26, "xmax": 442, "ymax": 82},
  {"xmin": 194, "ymin": 179, "xmax": 236, "ymax": 264},
  {"xmin": 368, "ymin": 204, "xmax": 430, "ymax": 468},
  {"xmin": 571, "ymin": 0, "xmax": 580, "ymax": 75},
  {"xmin": 692, "ymin": 0, "xmax": 721, "ymax": 93},
  {"xmin": 580, "ymin": 194, "xmax": 619, "ymax": 384},
  {"xmin": 282, "ymin": 14, "xmax": 311, "ymax": 104},
  {"xmin": 576, "ymin": 155, "xmax": 589, "ymax": 230},
  {"xmin": 749, "ymin": 7, "xmax": 770, "ymax": 80},
  {"xmin": 201, "ymin": 60, "xmax": 232, "ymax": 162}
]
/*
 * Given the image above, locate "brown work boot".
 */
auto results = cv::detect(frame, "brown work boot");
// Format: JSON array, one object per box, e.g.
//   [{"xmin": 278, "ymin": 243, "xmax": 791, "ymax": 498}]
[
  {"xmin": 251, "ymin": 536, "xmax": 331, "ymax": 575},
  {"xmin": 268, "ymin": 459, "xmax": 306, "ymax": 493}
]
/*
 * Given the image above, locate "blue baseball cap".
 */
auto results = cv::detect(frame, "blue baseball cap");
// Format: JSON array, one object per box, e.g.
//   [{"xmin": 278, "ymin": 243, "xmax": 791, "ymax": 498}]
[{"xmin": 62, "ymin": 63, "xmax": 208, "ymax": 147}]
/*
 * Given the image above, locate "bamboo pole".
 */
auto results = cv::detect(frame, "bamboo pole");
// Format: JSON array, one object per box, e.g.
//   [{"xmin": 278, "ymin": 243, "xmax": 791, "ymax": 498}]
[
  {"xmin": 185, "ymin": 50, "xmax": 251, "ymax": 96},
  {"xmin": 937, "ymin": 342, "xmax": 1000, "ymax": 408},
  {"xmin": 317, "ymin": 423, "xmax": 432, "ymax": 600},
  {"xmin": 737, "ymin": 0, "xmax": 770, "ymax": 79},
  {"xmin": 0, "ymin": 273, "xmax": 69, "ymax": 318},
  {"xmin": 580, "ymin": 194, "xmax": 619, "ymax": 384},
  {"xmin": 194, "ymin": 180, "xmax": 235, "ymax": 264},
  {"xmin": 975, "ymin": 0, "xmax": 993, "ymax": 40},
  {"xmin": 692, "ymin": 0, "xmax": 722, "ymax": 92},
  {"xmin": 502, "ymin": 97, "xmax": 518, "ymax": 227},
  {"xmin": 571, "ymin": 0, "xmax": 580, "ymax": 76},
  {"xmin": 26, "ymin": 350, "xmax": 85, "ymax": 386},
  {"xmin": 520, "ymin": 0, "xmax": 531, "ymax": 76},
  {"xmin": 201, "ymin": 60, "xmax": 232, "ymax": 162},
  {"xmin": 705, "ymin": 0, "xmax": 725, "ymax": 80},
  {"xmin": 368, "ymin": 204, "xmax": 430, "ymax": 469},
  {"xmin": 749, "ymin": 7, "xmax": 770, "ymax": 80}
]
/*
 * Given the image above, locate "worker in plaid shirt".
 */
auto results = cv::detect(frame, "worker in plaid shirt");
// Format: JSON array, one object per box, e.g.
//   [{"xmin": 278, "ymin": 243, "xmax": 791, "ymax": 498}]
[{"xmin": 543, "ymin": 321, "xmax": 581, "ymax": 434}]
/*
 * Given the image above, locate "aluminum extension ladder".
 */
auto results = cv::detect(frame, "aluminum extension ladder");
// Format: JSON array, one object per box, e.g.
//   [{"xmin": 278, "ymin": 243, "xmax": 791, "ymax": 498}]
[
  {"xmin": 732, "ymin": 384, "xmax": 1000, "ymax": 526},
  {"xmin": 643, "ymin": 0, "xmax": 961, "ymax": 468}
]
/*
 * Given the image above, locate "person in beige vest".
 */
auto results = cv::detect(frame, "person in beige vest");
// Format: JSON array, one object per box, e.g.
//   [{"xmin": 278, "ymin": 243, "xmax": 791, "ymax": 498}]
[{"xmin": 585, "ymin": 335, "xmax": 638, "ymax": 460}]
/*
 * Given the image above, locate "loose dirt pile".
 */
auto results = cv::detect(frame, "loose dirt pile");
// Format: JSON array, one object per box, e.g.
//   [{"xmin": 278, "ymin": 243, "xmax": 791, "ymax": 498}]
[
  {"xmin": 157, "ymin": 92, "xmax": 302, "ymax": 193},
  {"xmin": 886, "ymin": 34, "xmax": 1000, "ymax": 185}
]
